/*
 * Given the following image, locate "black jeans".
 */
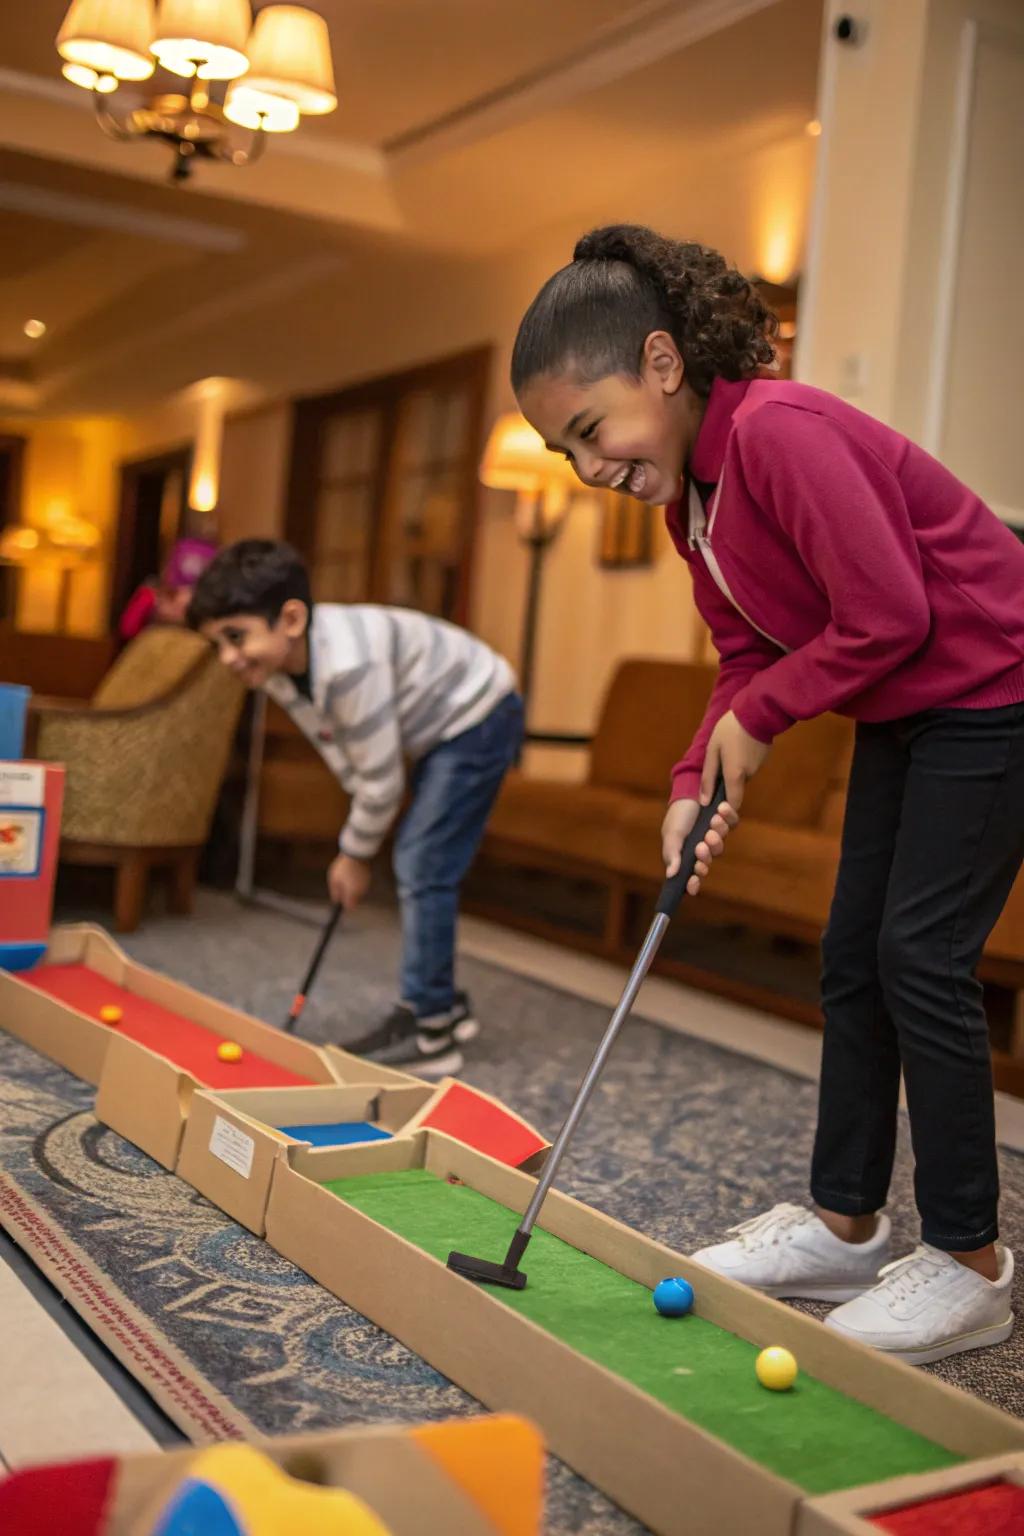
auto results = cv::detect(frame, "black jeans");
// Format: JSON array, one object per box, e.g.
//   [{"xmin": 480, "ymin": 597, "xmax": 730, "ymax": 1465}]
[{"xmin": 810, "ymin": 702, "xmax": 1024, "ymax": 1251}]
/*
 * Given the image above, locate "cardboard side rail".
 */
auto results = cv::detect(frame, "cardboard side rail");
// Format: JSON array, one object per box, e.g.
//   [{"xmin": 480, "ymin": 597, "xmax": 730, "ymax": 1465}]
[
  {"xmin": 797, "ymin": 1452, "xmax": 1024, "ymax": 1534},
  {"xmin": 264, "ymin": 1129, "xmax": 1024, "ymax": 1536}
]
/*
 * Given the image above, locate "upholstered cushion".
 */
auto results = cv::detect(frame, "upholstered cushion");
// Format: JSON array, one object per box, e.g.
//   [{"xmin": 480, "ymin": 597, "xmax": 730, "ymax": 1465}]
[
  {"xmin": 588, "ymin": 660, "xmax": 715, "ymax": 798},
  {"xmin": 609, "ymin": 794, "xmax": 842, "ymax": 929},
  {"xmin": 742, "ymin": 713, "xmax": 854, "ymax": 830},
  {"xmin": 92, "ymin": 627, "xmax": 210, "ymax": 709},
  {"xmin": 487, "ymin": 773, "xmax": 631, "ymax": 870}
]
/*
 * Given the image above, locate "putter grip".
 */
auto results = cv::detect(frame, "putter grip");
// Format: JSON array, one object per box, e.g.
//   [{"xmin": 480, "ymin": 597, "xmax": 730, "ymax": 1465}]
[{"xmin": 655, "ymin": 776, "xmax": 728, "ymax": 919}]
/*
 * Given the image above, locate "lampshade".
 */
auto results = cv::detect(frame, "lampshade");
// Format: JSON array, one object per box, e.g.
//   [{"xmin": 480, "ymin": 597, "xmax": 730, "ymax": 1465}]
[
  {"xmin": 479, "ymin": 412, "xmax": 574, "ymax": 495},
  {"xmin": 224, "ymin": 81, "xmax": 300, "ymax": 132},
  {"xmin": 151, "ymin": 0, "xmax": 252, "ymax": 80},
  {"xmin": 0, "ymin": 517, "xmax": 99, "ymax": 566},
  {"xmin": 242, "ymin": 5, "xmax": 337, "ymax": 115},
  {"xmin": 56, "ymin": 0, "xmax": 156, "ymax": 82},
  {"xmin": 62, "ymin": 61, "xmax": 121, "ymax": 91}
]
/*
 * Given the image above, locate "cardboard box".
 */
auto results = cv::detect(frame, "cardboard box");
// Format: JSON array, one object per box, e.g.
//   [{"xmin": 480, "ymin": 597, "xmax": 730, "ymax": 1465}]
[
  {"xmin": 0, "ymin": 924, "xmax": 338, "ymax": 1085},
  {"xmin": 0, "ymin": 1414, "xmax": 544, "ymax": 1536},
  {"xmin": 0, "ymin": 924, "xmax": 344, "ymax": 1169},
  {"xmin": 177, "ymin": 1081, "xmax": 435, "ymax": 1233},
  {"xmin": 797, "ymin": 1451, "xmax": 1024, "ymax": 1534},
  {"xmin": 265, "ymin": 1130, "xmax": 1024, "ymax": 1536}
]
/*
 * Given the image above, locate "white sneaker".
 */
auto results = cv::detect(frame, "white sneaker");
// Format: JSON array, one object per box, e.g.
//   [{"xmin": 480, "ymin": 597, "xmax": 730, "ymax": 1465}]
[
  {"xmin": 824, "ymin": 1244, "xmax": 1014, "ymax": 1366},
  {"xmin": 691, "ymin": 1203, "xmax": 892, "ymax": 1301}
]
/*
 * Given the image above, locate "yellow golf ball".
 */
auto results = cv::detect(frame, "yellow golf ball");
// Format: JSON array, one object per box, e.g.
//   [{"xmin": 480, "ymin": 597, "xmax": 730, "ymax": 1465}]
[
  {"xmin": 755, "ymin": 1346, "xmax": 797, "ymax": 1391},
  {"xmin": 217, "ymin": 1041, "xmax": 243, "ymax": 1063}
]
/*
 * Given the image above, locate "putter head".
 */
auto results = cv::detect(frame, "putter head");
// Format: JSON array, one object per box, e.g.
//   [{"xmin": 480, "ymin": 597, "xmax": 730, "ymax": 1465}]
[{"xmin": 447, "ymin": 1250, "xmax": 528, "ymax": 1289}]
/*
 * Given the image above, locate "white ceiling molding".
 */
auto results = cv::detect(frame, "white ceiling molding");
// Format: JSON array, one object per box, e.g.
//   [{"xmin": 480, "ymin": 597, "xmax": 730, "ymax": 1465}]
[
  {"xmin": 384, "ymin": 0, "xmax": 782, "ymax": 166},
  {"xmin": 0, "ymin": 66, "xmax": 386, "ymax": 178},
  {"xmin": 0, "ymin": 67, "xmax": 401, "ymax": 236},
  {"xmin": 36, "ymin": 251, "xmax": 346, "ymax": 406},
  {"xmin": 0, "ymin": 179, "xmax": 247, "ymax": 253}
]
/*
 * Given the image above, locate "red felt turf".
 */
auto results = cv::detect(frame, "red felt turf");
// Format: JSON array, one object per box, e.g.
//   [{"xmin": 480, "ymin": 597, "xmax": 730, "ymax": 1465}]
[
  {"xmin": 0, "ymin": 1456, "xmax": 116, "ymax": 1536},
  {"xmin": 871, "ymin": 1480, "xmax": 1024, "ymax": 1534},
  {"xmin": 419, "ymin": 1081, "xmax": 547, "ymax": 1167},
  {"xmin": 23, "ymin": 964, "xmax": 312, "ymax": 1088}
]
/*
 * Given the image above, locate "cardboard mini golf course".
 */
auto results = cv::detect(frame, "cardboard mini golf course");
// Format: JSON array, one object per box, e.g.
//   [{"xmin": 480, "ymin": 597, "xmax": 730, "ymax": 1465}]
[{"xmin": 3, "ymin": 926, "xmax": 1024, "ymax": 1534}]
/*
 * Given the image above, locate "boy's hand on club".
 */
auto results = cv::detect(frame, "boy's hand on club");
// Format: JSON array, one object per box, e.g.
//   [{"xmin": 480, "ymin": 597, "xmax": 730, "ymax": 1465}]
[
  {"xmin": 327, "ymin": 852, "xmax": 372, "ymax": 911},
  {"xmin": 661, "ymin": 798, "xmax": 738, "ymax": 894},
  {"xmin": 701, "ymin": 710, "xmax": 770, "ymax": 813}
]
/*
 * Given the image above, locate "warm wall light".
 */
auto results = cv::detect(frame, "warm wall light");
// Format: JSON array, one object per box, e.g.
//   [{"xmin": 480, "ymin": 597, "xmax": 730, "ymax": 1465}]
[
  {"xmin": 188, "ymin": 380, "xmax": 226, "ymax": 513},
  {"xmin": 243, "ymin": 4, "xmax": 337, "ymax": 114},
  {"xmin": 758, "ymin": 219, "xmax": 798, "ymax": 286},
  {"xmin": 805, "ymin": 119, "xmax": 822, "ymax": 137},
  {"xmin": 23, "ymin": 319, "xmax": 47, "ymax": 339}
]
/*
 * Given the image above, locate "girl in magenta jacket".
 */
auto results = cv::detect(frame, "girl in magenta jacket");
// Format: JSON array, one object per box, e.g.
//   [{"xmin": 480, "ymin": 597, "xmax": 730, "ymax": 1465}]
[{"xmin": 513, "ymin": 224, "xmax": 1024, "ymax": 1367}]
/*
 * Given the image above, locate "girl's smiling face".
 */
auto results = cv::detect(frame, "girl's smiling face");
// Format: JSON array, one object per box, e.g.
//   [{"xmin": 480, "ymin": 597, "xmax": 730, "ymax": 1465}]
[{"xmin": 517, "ymin": 330, "xmax": 703, "ymax": 507}]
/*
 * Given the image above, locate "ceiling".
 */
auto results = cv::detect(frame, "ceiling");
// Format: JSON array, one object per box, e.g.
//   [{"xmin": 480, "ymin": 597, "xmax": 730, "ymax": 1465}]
[{"xmin": 0, "ymin": 0, "xmax": 823, "ymax": 415}]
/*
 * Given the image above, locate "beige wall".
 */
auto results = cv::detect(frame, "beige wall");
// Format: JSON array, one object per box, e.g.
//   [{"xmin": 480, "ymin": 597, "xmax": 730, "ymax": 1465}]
[{"xmin": 797, "ymin": 0, "xmax": 1024, "ymax": 522}]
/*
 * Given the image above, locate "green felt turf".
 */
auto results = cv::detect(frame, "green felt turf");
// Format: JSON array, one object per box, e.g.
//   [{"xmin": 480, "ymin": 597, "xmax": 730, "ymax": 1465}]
[{"xmin": 323, "ymin": 1169, "xmax": 960, "ymax": 1496}]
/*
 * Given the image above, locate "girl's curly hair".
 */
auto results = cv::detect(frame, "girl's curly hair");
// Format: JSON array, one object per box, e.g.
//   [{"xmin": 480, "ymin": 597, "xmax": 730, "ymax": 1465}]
[{"xmin": 511, "ymin": 224, "xmax": 778, "ymax": 398}]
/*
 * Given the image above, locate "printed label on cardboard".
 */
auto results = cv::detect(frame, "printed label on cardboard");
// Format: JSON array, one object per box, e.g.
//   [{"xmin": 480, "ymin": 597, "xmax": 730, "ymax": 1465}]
[
  {"xmin": 209, "ymin": 1115, "xmax": 255, "ymax": 1179},
  {"xmin": 0, "ymin": 764, "xmax": 44, "ymax": 807},
  {"xmin": 0, "ymin": 809, "xmax": 42, "ymax": 875}
]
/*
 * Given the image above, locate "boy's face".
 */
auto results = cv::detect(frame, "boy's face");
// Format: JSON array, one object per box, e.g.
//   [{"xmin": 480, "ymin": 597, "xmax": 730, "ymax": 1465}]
[
  {"xmin": 517, "ymin": 330, "xmax": 697, "ymax": 508},
  {"xmin": 200, "ymin": 600, "xmax": 308, "ymax": 688}
]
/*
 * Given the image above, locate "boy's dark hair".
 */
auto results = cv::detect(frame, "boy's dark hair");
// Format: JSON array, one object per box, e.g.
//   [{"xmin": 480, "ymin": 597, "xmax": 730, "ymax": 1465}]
[
  {"xmin": 511, "ymin": 224, "xmax": 778, "ymax": 398},
  {"xmin": 186, "ymin": 539, "xmax": 311, "ymax": 628}
]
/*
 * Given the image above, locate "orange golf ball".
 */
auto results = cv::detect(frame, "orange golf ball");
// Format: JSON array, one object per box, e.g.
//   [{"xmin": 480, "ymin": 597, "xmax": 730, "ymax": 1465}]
[
  {"xmin": 99, "ymin": 1004, "xmax": 123, "ymax": 1025},
  {"xmin": 217, "ymin": 1041, "xmax": 243, "ymax": 1063}
]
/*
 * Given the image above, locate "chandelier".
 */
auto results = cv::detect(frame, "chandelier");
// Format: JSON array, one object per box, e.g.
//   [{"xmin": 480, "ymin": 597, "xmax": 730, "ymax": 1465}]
[{"xmin": 55, "ymin": 1, "xmax": 337, "ymax": 183}]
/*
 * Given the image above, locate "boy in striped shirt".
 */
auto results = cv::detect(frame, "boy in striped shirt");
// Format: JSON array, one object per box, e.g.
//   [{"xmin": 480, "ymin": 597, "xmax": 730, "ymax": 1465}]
[{"xmin": 190, "ymin": 540, "xmax": 522, "ymax": 1076}]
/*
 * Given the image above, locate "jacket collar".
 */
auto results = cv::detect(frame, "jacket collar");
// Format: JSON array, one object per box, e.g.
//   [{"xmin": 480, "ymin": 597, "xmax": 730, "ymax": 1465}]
[{"xmin": 688, "ymin": 377, "xmax": 754, "ymax": 484}]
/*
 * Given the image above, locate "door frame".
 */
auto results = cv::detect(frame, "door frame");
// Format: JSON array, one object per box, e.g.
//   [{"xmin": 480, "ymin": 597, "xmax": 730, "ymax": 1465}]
[
  {"xmin": 110, "ymin": 445, "xmax": 193, "ymax": 629},
  {"xmin": 284, "ymin": 346, "xmax": 492, "ymax": 624}
]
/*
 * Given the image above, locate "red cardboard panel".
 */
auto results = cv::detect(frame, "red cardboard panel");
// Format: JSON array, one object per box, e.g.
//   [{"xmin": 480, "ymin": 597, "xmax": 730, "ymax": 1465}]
[
  {"xmin": 22, "ymin": 965, "xmax": 312, "ymax": 1089},
  {"xmin": 871, "ymin": 1479, "xmax": 1024, "ymax": 1534},
  {"xmin": 0, "ymin": 1456, "xmax": 116, "ymax": 1536},
  {"xmin": 418, "ymin": 1082, "xmax": 547, "ymax": 1168}
]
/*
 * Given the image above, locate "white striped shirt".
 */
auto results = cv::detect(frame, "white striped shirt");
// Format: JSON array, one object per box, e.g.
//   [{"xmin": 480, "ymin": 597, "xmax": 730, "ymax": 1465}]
[{"xmin": 264, "ymin": 604, "xmax": 516, "ymax": 859}]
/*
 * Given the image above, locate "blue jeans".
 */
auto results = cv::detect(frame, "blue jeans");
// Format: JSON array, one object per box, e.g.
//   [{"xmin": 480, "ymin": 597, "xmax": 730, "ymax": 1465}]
[{"xmin": 393, "ymin": 692, "xmax": 523, "ymax": 1016}]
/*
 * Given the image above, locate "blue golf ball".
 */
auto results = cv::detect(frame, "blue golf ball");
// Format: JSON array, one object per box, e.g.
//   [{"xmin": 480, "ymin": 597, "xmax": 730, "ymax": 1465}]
[{"xmin": 653, "ymin": 1277, "xmax": 694, "ymax": 1317}]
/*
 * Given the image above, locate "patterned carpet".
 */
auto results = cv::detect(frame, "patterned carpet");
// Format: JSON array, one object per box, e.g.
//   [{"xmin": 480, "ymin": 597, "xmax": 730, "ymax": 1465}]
[{"xmin": 2, "ymin": 890, "xmax": 1024, "ymax": 1532}]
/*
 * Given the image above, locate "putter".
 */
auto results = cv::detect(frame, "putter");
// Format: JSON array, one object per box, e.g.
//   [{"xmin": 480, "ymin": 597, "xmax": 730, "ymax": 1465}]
[
  {"xmin": 282, "ymin": 901, "xmax": 343, "ymax": 1034},
  {"xmin": 448, "ymin": 779, "xmax": 728, "ymax": 1288}
]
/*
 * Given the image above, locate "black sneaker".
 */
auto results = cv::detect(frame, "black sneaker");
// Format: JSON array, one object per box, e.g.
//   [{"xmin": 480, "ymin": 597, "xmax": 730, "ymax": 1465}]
[{"xmin": 345, "ymin": 1004, "xmax": 463, "ymax": 1080}]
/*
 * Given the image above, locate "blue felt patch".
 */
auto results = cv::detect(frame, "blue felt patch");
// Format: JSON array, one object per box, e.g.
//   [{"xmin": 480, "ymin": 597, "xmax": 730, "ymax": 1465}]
[
  {"xmin": 278, "ymin": 1120, "xmax": 392, "ymax": 1148},
  {"xmin": 152, "ymin": 1480, "xmax": 246, "ymax": 1535},
  {"xmin": 0, "ymin": 941, "xmax": 47, "ymax": 972}
]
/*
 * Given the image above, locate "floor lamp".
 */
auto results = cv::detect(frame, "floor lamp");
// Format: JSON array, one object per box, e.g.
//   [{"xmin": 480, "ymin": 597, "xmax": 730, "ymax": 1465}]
[{"xmin": 479, "ymin": 413, "xmax": 572, "ymax": 720}]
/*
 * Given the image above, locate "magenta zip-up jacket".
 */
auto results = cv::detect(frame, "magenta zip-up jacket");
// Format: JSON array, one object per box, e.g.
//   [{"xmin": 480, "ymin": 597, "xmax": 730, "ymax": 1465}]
[{"xmin": 667, "ymin": 378, "xmax": 1024, "ymax": 802}]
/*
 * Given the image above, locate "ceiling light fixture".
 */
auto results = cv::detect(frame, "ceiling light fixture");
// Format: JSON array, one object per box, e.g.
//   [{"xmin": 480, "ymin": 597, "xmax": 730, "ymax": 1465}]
[
  {"xmin": 23, "ymin": 319, "xmax": 48, "ymax": 339},
  {"xmin": 55, "ymin": 0, "xmax": 337, "ymax": 183}
]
